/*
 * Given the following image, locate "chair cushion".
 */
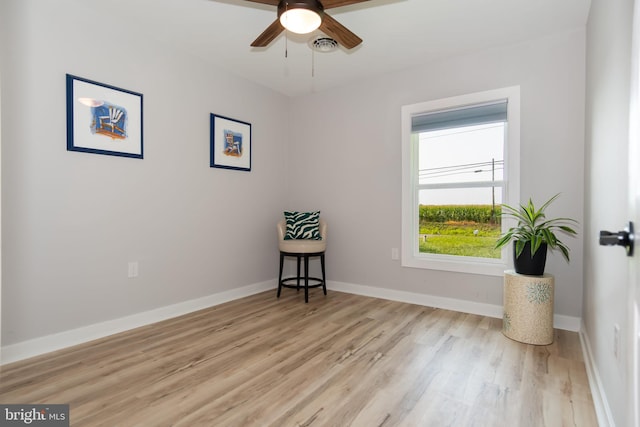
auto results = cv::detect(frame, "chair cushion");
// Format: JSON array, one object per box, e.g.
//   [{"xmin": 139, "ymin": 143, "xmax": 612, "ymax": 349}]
[
  {"xmin": 284, "ymin": 211, "xmax": 321, "ymax": 240},
  {"xmin": 279, "ymin": 238, "xmax": 326, "ymax": 253}
]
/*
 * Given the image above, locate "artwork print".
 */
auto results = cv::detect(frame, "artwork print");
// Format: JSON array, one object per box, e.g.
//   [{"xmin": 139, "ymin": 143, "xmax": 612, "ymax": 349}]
[
  {"xmin": 210, "ymin": 114, "xmax": 251, "ymax": 171},
  {"xmin": 66, "ymin": 74, "xmax": 143, "ymax": 158},
  {"xmin": 91, "ymin": 101, "xmax": 127, "ymax": 139},
  {"xmin": 223, "ymin": 129, "xmax": 243, "ymax": 157}
]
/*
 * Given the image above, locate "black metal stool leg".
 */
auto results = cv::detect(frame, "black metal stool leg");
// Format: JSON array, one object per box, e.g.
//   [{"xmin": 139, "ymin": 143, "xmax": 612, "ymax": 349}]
[
  {"xmin": 277, "ymin": 252, "xmax": 284, "ymax": 298},
  {"xmin": 304, "ymin": 254, "xmax": 310, "ymax": 303},
  {"xmin": 321, "ymin": 252, "xmax": 327, "ymax": 295}
]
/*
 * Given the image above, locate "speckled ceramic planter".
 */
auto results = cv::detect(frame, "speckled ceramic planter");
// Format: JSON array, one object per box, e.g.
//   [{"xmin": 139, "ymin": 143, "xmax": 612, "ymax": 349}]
[{"xmin": 503, "ymin": 270, "xmax": 555, "ymax": 345}]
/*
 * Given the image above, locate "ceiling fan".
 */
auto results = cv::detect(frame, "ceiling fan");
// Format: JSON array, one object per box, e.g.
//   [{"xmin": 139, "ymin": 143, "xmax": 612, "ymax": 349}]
[{"xmin": 245, "ymin": 0, "xmax": 371, "ymax": 50}]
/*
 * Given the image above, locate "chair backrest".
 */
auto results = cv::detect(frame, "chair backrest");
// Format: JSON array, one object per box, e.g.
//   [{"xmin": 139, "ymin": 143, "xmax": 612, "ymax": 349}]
[{"xmin": 277, "ymin": 219, "xmax": 327, "ymax": 242}]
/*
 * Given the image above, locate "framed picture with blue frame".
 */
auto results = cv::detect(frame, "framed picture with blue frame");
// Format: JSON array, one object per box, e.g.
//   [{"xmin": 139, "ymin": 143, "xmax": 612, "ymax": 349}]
[
  {"xmin": 66, "ymin": 74, "xmax": 143, "ymax": 159},
  {"xmin": 210, "ymin": 113, "xmax": 252, "ymax": 172}
]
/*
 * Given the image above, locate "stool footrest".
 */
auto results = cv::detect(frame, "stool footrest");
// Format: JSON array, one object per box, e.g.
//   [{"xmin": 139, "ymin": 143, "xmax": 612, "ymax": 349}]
[{"xmin": 280, "ymin": 277, "xmax": 325, "ymax": 289}]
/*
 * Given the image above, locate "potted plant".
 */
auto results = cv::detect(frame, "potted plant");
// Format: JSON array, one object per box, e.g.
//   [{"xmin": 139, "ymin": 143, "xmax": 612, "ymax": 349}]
[{"xmin": 495, "ymin": 194, "xmax": 578, "ymax": 275}]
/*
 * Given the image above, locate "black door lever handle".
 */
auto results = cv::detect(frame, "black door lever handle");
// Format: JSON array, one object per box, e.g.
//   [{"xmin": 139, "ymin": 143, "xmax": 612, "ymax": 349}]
[{"xmin": 599, "ymin": 221, "xmax": 634, "ymax": 256}]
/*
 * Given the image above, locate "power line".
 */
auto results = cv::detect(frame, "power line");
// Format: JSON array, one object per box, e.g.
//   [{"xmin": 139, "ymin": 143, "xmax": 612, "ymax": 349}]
[
  {"xmin": 419, "ymin": 160, "xmax": 504, "ymax": 179},
  {"xmin": 420, "ymin": 160, "xmax": 503, "ymax": 172},
  {"xmin": 420, "ymin": 168, "xmax": 504, "ymax": 180}
]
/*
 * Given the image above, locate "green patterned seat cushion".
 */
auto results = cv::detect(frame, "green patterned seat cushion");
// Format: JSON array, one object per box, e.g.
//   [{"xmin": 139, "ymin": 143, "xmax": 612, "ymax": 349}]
[{"xmin": 284, "ymin": 211, "xmax": 321, "ymax": 240}]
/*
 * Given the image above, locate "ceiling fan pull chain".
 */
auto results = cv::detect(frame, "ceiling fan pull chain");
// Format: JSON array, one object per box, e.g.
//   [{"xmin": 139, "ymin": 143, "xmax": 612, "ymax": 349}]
[{"xmin": 284, "ymin": 2, "xmax": 288, "ymax": 58}]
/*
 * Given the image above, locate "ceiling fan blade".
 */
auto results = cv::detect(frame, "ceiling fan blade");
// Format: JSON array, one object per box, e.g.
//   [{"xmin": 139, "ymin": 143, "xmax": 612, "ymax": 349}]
[
  {"xmin": 319, "ymin": 13, "xmax": 362, "ymax": 49},
  {"xmin": 321, "ymin": 0, "xmax": 371, "ymax": 9},
  {"xmin": 244, "ymin": 0, "xmax": 279, "ymax": 5},
  {"xmin": 251, "ymin": 19, "xmax": 285, "ymax": 47}
]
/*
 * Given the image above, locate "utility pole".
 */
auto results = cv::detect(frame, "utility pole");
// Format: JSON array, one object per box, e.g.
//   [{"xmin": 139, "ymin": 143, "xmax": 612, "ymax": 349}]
[{"xmin": 491, "ymin": 158, "xmax": 496, "ymax": 222}]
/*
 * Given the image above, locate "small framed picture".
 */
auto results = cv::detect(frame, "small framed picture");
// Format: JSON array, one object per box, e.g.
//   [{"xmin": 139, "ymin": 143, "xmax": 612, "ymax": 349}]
[
  {"xmin": 210, "ymin": 113, "xmax": 251, "ymax": 172},
  {"xmin": 66, "ymin": 74, "xmax": 143, "ymax": 159}
]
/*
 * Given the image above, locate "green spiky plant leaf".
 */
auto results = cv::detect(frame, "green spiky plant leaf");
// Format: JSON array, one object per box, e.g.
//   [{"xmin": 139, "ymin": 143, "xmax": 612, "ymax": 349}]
[{"xmin": 495, "ymin": 194, "xmax": 578, "ymax": 262}]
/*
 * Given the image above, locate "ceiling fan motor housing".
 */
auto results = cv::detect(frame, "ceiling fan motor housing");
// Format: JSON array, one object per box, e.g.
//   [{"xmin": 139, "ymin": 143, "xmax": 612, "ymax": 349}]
[{"xmin": 277, "ymin": 0, "xmax": 325, "ymax": 19}]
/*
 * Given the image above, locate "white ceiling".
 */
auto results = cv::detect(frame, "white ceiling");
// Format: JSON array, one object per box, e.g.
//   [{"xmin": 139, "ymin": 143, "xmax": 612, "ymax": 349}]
[{"xmin": 83, "ymin": 0, "xmax": 591, "ymax": 97}]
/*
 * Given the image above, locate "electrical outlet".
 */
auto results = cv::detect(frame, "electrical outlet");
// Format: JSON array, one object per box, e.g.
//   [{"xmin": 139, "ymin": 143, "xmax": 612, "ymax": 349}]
[
  {"xmin": 391, "ymin": 248, "xmax": 399, "ymax": 260},
  {"xmin": 128, "ymin": 261, "xmax": 139, "ymax": 278},
  {"xmin": 614, "ymin": 324, "xmax": 620, "ymax": 359}
]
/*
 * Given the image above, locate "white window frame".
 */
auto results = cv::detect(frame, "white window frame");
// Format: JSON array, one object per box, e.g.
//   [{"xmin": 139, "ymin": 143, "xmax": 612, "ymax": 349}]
[{"xmin": 401, "ymin": 86, "xmax": 520, "ymax": 276}]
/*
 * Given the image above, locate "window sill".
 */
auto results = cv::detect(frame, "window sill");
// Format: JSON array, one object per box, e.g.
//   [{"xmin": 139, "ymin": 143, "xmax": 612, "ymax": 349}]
[{"xmin": 401, "ymin": 254, "xmax": 507, "ymax": 276}]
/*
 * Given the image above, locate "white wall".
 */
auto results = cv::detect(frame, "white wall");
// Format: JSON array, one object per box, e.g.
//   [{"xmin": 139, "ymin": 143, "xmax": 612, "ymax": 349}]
[
  {"xmin": 288, "ymin": 29, "xmax": 586, "ymax": 318},
  {"xmin": 0, "ymin": 0, "xmax": 289, "ymax": 347},
  {"xmin": 584, "ymin": 0, "xmax": 634, "ymax": 425}
]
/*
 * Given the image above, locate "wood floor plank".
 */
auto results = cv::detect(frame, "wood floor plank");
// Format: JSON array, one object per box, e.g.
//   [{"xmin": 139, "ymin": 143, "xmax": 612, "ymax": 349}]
[{"xmin": 0, "ymin": 290, "xmax": 598, "ymax": 426}]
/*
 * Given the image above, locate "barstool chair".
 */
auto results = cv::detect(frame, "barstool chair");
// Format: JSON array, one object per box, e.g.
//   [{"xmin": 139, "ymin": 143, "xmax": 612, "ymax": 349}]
[{"xmin": 277, "ymin": 218, "xmax": 327, "ymax": 303}]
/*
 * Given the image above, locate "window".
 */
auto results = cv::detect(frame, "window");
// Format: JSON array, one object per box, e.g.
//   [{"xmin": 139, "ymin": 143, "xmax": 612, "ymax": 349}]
[{"xmin": 401, "ymin": 87, "xmax": 520, "ymax": 275}]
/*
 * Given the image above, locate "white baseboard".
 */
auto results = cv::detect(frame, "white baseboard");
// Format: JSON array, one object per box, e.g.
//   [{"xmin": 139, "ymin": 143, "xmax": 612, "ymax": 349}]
[
  {"xmin": 579, "ymin": 324, "xmax": 616, "ymax": 427},
  {"xmin": 328, "ymin": 280, "xmax": 581, "ymax": 332},
  {"xmin": 0, "ymin": 280, "xmax": 276, "ymax": 366},
  {"xmin": 329, "ymin": 280, "xmax": 504, "ymax": 319},
  {"xmin": 554, "ymin": 313, "xmax": 582, "ymax": 332}
]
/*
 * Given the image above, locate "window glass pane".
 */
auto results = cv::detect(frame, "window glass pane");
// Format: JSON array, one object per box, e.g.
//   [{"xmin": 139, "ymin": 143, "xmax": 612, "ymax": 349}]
[
  {"xmin": 418, "ymin": 188, "xmax": 502, "ymax": 259},
  {"xmin": 418, "ymin": 123, "xmax": 504, "ymax": 185}
]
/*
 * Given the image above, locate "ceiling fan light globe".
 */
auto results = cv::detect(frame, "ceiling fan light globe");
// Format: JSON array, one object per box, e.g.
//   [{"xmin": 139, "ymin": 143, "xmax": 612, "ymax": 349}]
[{"xmin": 280, "ymin": 8, "xmax": 321, "ymax": 34}]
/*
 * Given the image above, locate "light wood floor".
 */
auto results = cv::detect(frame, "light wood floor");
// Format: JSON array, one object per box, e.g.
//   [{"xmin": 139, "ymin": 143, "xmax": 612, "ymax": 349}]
[{"xmin": 0, "ymin": 290, "xmax": 598, "ymax": 426}]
